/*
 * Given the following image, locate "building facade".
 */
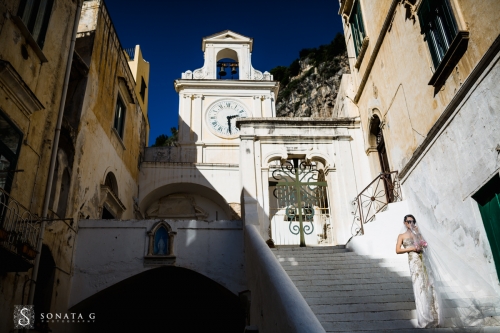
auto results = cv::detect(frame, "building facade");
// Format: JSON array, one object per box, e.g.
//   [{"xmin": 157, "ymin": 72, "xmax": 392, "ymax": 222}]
[
  {"xmin": 0, "ymin": 0, "xmax": 149, "ymax": 331},
  {"xmin": 0, "ymin": 0, "xmax": 81, "ymax": 331},
  {"xmin": 338, "ymin": 0, "xmax": 500, "ymax": 323}
]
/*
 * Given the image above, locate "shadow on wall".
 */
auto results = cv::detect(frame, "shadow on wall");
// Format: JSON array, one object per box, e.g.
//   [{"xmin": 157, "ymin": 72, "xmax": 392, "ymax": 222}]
[
  {"xmin": 68, "ymin": 266, "xmax": 245, "ymax": 332},
  {"xmin": 139, "ymin": 182, "xmax": 240, "ymax": 221}
]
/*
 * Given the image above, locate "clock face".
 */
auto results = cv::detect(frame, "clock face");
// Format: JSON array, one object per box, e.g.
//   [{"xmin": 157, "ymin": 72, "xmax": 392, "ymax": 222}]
[{"xmin": 206, "ymin": 100, "xmax": 249, "ymax": 138}]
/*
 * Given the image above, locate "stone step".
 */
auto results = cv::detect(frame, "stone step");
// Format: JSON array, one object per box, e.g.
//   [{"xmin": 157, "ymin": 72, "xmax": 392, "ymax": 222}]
[
  {"xmin": 300, "ymin": 287, "xmax": 414, "ymax": 299},
  {"xmin": 315, "ymin": 309, "xmax": 416, "ymax": 322},
  {"xmin": 297, "ymin": 281, "xmax": 413, "ymax": 292},
  {"xmin": 287, "ymin": 271, "xmax": 411, "ymax": 280},
  {"xmin": 278, "ymin": 263, "xmax": 409, "ymax": 273},
  {"xmin": 273, "ymin": 249, "xmax": 350, "ymax": 255},
  {"xmin": 273, "ymin": 245, "xmax": 346, "ymax": 250},
  {"xmin": 291, "ymin": 276, "xmax": 411, "ymax": 287},
  {"xmin": 309, "ymin": 301, "xmax": 416, "ymax": 315},
  {"xmin": 321, "ymin": 318, "xmax": 418, "ymax": 331},
  {"xmin": 304, "ymin": 293, "xmax": 415, "ymax": 306},
  {"xmin": 275, "ymin": 255, "xmax": 408, "ymax": 264}
]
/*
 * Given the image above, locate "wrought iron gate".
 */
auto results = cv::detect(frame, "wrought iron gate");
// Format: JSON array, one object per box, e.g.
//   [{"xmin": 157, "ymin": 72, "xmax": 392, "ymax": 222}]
[{"xmin": 269, "ymin": 159, "xmax": 330, "ymax": 247}]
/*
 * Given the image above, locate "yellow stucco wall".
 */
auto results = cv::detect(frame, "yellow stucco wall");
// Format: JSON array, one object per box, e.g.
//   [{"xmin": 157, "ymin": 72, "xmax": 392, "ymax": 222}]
[
  {"xmin": 0, "ymin": 0, "xmax": 79, "ymax": 331},
  {"xmin": 127, "ymin": 45, "xmax": 150, "ymax": 145},
  {"xmin": 343, "ymin": 0, "xmax": 500, "ymax": 175}
]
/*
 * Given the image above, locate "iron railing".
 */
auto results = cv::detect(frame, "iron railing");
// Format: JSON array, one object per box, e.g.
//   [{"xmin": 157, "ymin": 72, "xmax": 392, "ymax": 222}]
[
  {"xmin": 0, "ymin": 188, "xmax": 41, "ymax": 260},
  {"xmin": 124, "ymin": 47, "xmax": 135, "ymax": 60},
  {"xmin": 351, "ymin": 171, "xmax": 402, "ymax": 235}
]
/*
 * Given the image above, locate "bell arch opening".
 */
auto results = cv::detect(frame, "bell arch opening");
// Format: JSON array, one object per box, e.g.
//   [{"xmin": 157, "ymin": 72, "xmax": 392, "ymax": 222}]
[
  {"xmin": 216, "ymin": 48, "xmax": 239, "ymax": 80},
  {"xmin": 69, "ymin": 266, "xmax": 245, "ymax": 332},
  {"xmin": 216, "ymin": 48, "xmax": 238, "ymax": 62}
]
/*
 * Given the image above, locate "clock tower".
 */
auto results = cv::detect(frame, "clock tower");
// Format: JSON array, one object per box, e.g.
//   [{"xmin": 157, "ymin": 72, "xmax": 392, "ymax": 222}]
[{"xmin": 174, "ymin": 30, "xmax": 279, "ymax": 164}]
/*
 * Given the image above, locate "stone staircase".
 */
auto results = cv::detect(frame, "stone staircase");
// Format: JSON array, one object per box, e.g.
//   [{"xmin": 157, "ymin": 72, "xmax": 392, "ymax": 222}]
[{"xmin": 272, "ymin": 246, "xmax": 499, "ymax": 333}]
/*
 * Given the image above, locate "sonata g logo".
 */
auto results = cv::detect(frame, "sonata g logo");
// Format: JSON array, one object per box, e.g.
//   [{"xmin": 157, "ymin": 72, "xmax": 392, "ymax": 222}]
[{"xmin": 14, "ymin": 305, "xmax": 35, "ymax": 329}]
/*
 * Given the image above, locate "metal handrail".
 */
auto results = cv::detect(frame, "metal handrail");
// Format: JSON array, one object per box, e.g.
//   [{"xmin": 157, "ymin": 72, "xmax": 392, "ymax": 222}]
[{"xmin": 351, "ymin": 171, "xmax": 402, "ymax": 235}]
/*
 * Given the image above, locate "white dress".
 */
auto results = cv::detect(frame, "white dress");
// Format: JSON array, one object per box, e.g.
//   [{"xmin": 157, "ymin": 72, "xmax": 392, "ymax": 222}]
[{"xmin": 403, "ymin": 238, "xmax": 439, "ymax": 328}]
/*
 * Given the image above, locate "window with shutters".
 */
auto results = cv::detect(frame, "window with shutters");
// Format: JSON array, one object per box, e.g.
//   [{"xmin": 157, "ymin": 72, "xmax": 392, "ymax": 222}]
[
  {"xmin": 350, "ymin": 0, "xmax": 366, "ymax": 58},
  {"xmin": 417, "ymin": 0, "xmax": 469, "ymax": 87},
  {"xmin": 113, "ymin": 95, "xmax": 126, "ymax": 139},
  {"xmin": 417, "ymin": 0, "xmax": 458, "ymax": 68},
  {"xmin": 17, "ymin": 0, "xmax": 54, "ymax": 49}
]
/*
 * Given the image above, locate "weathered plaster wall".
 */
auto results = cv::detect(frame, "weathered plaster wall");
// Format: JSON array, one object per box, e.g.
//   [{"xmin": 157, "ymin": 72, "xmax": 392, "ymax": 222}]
[
  {"xmin": 0, "ymin": 0, "xmax": 79, "ymax": 331},
  {"xmin": 69, "ymin": 219, "xmax": 246, "ymax": 308},
  {"xmin": 63, "ymin": 0, "xmax": 148, "ymax": 221},
  {"xmin": 403, "ymin": 55, "xmax": 500, "ymax": 290}
]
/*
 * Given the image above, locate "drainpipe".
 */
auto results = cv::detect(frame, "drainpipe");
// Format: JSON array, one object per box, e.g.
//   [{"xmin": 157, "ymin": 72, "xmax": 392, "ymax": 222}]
[{"xmin": 27, "ymin": 0, "xmax": 83, "ymax": 305}]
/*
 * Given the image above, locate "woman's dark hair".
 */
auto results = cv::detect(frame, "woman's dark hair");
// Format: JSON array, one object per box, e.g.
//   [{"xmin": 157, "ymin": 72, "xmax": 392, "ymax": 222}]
[{"xmin": 404, "ymin": 214, "xmax": 417, "ymax": 224}]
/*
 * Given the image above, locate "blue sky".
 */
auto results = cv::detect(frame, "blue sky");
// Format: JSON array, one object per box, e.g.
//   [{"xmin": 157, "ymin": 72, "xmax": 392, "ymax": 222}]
[{"xmin": 104, "ymin": 0, "xmax": 343, "ymax": 145}]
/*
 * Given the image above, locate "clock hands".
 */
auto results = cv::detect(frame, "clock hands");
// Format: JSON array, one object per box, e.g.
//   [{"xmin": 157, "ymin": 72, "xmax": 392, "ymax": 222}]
[{"xmin": 226, "ymin": 114, "xmax": 239, "ymax": 134}]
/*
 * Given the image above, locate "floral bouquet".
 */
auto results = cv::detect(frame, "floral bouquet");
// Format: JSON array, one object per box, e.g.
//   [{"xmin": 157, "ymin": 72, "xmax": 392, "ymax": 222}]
[{"xmin": 410, "ymin": 225, "xmax": 427, "ymax": 252}]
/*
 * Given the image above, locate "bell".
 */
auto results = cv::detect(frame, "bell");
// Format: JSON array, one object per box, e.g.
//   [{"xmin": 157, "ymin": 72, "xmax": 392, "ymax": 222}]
[
  {"xmin": 231, "ymin": 64, "xmax": 238, "ymax": 75},
  {"xmin": 219, "ymin": 65, "xmax": 227, "ymax": 77}
]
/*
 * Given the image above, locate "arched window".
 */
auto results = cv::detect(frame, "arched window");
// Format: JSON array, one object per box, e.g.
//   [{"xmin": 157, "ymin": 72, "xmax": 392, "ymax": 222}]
[
  {"xmin": 104, "ymin": 172, "xmax": 118, "ymax": 196},
  {"xmin": 100, "ymin": 171, "xmax": 125, "ymax": 219}
]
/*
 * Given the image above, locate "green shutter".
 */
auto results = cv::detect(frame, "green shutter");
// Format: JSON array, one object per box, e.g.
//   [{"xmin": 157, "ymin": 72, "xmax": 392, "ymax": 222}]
[
  {"xmin": 350, "ymin": 0, "xmax": 366, "ymax": 57},
  {"xmin": 473, "ymin": 175, "xmax": 500, "ymax": 281}
]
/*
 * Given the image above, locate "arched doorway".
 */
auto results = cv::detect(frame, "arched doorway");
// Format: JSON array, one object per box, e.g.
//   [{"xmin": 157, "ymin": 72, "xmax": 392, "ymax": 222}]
[
  {"xmin": 70, "ymin": 266, "xmax": 245, "ymax": 332},
  {"xmin": 369, "ymin": 115, "xmax": 394, "ymax": 203}
]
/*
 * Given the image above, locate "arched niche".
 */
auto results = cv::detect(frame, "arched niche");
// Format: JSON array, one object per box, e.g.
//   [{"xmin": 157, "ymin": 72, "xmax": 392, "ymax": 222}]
[
  {"xmin": 365, "ymin": 107, "xmax": 384, "ymax": 155},
  {"xmin": 140, "ymin": 183, "xmax": 239, "ymax": 221},
  {"xmin": 146, "ymin": 221, "xmax": 176, "ymax": 259}
]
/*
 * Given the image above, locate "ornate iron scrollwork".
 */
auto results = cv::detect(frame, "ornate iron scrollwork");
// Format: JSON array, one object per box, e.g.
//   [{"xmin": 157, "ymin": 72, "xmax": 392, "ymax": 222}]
[{"xmin": 272, "ymin": 159, "xmax": 328, "ymax": 247}]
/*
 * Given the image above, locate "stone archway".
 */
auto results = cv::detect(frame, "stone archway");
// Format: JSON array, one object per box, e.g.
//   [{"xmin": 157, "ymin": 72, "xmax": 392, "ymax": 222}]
[
  {"xmin": 140, "ymin": 183, "xmax": 240, "ymax": 221},
  {"xmin": 69, "ymin": 266, "xmax": 245, "ymax": 332}
]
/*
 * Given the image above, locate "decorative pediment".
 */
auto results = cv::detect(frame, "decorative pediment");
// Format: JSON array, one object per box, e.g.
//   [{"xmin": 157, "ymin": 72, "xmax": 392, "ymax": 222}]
[
  {"xmin": 100, "ymin": 185, "xmax": 126, "ymax": 218},
  {"xmin": 0, "ymin": 60, "xmax": 44, "ymax": 117},
  {"xmin": 202, "ymin": 30, "xmax": 253, "ymax": 51},
  {"xmin": 146, "ymin": 194, "xmax": 209, "ymax": 220}
]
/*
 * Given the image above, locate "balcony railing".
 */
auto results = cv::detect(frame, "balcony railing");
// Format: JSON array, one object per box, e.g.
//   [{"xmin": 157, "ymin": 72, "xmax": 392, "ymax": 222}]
[
  {"xmin": 351, "ymin": 171, "xmax": 402, "ymax": 235},
  {"xmin": 0, "ymin": 187, "xmax": 40, "ymax": 266},
  {"xmin": 124, "ymin": 47, "xmax": 135, "ymax": 60}
]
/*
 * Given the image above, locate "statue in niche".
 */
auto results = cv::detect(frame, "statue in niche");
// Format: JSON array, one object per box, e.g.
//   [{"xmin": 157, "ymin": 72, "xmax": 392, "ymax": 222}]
[
  {"xmin": 145, "ymin": 221, "xmax": 176, "ymax": 265},
  {"xmin": 146, "ymin": 193, "xmax": 208, "ymax": 220},
  {"xmin": 154, "ymin": 226, "xmax": 169, "ymax": 255}
]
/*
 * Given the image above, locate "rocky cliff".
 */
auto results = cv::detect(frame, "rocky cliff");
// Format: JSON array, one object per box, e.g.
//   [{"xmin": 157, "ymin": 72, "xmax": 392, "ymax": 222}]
[{"xmin": 271, "ymin": 34, "xmax": 349, "ymax": 118}]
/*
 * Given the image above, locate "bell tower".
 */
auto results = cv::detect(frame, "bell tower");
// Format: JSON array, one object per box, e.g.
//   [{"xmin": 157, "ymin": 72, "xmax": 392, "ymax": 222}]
[{"xmin": 174, "ymin": 30, "xmax": 279, "ymax": 164}]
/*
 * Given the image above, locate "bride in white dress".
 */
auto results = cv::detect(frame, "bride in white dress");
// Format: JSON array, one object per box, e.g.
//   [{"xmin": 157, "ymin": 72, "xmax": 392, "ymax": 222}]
[{"xmin": 396, "ymin": 214, "xmax": 439, "ymax": 328}]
